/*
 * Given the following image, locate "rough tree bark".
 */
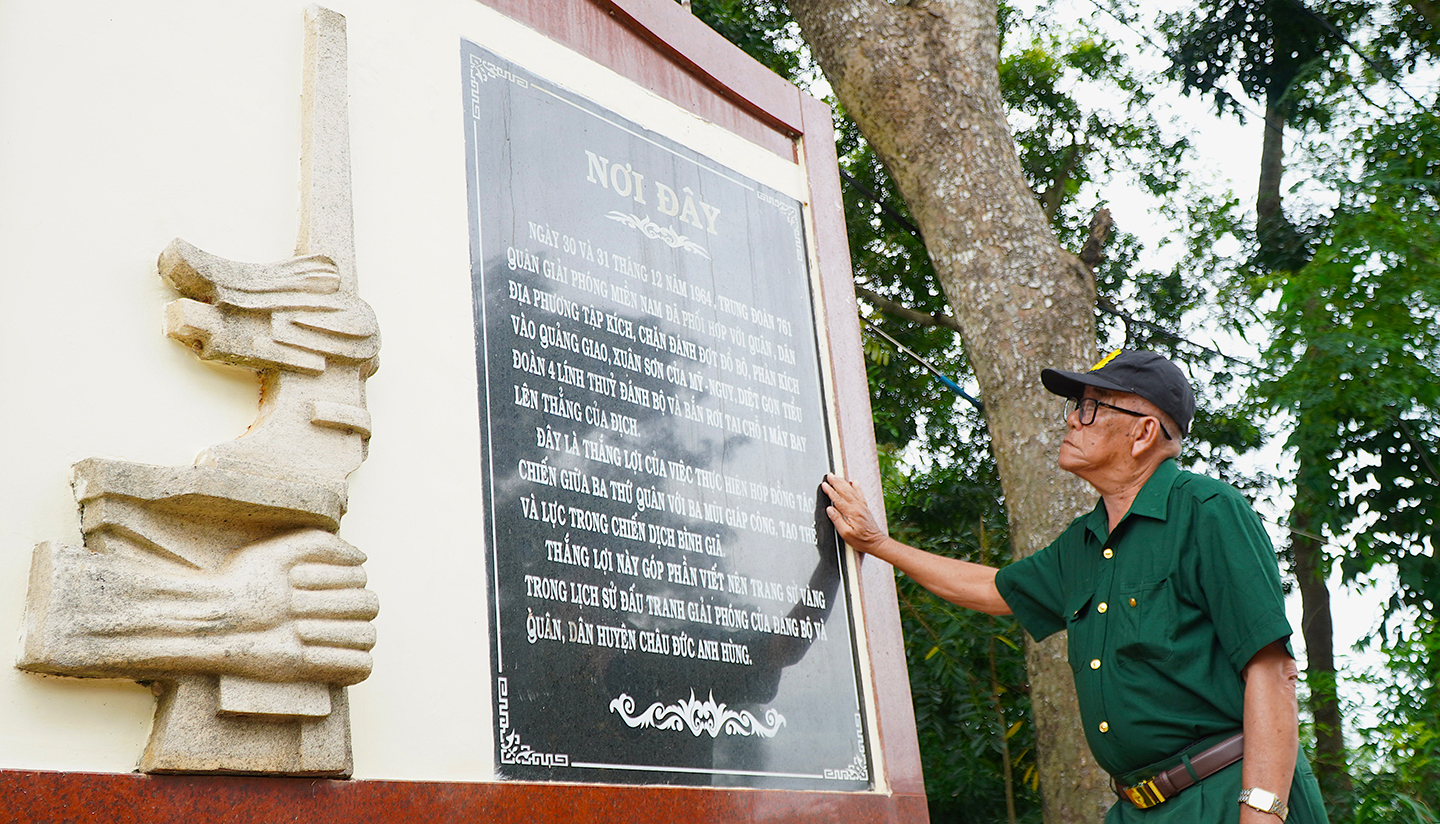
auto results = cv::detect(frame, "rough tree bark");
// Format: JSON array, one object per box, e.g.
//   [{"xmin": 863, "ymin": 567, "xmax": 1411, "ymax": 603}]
[{"xmin": 786, "ymin": 1, "xmax": 1112, "ymax": 820}]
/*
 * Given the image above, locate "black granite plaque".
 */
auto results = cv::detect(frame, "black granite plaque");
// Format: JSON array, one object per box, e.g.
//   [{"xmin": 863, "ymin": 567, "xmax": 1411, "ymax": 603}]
[{"xmin": 463, "ymin": 41, "xmax": 869, "ymax": 790}]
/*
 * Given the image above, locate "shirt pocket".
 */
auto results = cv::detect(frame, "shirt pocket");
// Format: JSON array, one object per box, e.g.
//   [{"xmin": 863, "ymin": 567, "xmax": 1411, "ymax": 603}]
[{"xmin": 1112, "ymin": 578, "xmax": 1176, "ymax": 665}]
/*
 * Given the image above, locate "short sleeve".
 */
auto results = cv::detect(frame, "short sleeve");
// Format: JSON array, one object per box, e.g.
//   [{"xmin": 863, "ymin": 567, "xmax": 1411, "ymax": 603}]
[
  {"xmin": 1191, "ymin": 486, "xmax": 1294, "ymax": 672},
  {"xmin": 995, "ymin": 539, "xmax": 1072, "ymax": 643}
]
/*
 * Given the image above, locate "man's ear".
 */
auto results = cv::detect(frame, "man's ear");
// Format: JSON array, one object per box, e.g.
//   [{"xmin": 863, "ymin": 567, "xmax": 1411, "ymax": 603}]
[{"xmin": 1130, "ymin": 418, "xmax": 1162, "ymax": 458}]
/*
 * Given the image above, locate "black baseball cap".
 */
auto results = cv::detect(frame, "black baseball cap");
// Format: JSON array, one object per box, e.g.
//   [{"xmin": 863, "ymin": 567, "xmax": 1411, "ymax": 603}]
[{"xmin": 1040, "ymin": 349, "xmax": 1196, "ymax": 436}]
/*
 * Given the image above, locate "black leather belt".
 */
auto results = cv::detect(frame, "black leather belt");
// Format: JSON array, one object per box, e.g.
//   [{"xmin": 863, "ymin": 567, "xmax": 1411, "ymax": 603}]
[{"xmin": 1115, "ymin": 732, "xmax": 1245, "ymax": 809}]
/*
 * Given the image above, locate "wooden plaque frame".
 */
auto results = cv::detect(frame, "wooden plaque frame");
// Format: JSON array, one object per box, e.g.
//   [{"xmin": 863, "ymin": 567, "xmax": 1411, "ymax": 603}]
[{"xmin": 0, "ymin": 2, "xmax": 925, "ymax": 820}]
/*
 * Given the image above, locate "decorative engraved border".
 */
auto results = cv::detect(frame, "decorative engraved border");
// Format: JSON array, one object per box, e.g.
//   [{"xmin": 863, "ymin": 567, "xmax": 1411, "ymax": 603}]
[
  {"xmin": 468, "ymin": 52, "xmax": 530, "ymax": 90},
  {"xmin": 497, "ymin": 676, "xmax": 571, "ymax": 767},
  {"xmin": 609, "ymin": 690, "xmax": 786, "ymax": 738},
  {"xmin": 757, "ymin": 189, "xmax": 803, "ymax": 265},
  {"xmin": 822, "ymin": 713, "xmax": 870, "ymax": 781},
  {"xmin": 605, "ymin": 211, "xmax": 712, "ymax": 259}
]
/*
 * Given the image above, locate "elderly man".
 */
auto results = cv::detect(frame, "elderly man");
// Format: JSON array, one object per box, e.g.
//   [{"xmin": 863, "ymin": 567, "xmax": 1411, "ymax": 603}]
[{"xmin": 823, "ymin": 350, "xmax": 1327, "ymax": 823}]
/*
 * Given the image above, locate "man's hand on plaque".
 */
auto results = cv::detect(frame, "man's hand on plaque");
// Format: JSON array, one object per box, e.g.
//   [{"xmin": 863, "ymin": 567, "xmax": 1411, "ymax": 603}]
[{"xmin": 821, "ymin": 473, "xmax": 890, "ymax": 556}]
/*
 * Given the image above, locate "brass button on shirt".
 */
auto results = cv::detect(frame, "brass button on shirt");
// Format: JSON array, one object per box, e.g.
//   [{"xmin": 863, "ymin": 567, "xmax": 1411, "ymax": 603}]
[{"xmin": 995, "ymin": 459, "xmax": 1294, "ymax": 778}]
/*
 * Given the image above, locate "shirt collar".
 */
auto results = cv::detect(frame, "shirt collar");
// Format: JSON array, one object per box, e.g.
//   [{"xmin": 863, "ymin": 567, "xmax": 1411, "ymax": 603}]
[
  {"xmin": 1083, "ymin": 458, "xmax": 1181, "ymax": 542},
  {"xmin": 1128, "ymin": 458, "xmax": 1180, "ymax": 522}
]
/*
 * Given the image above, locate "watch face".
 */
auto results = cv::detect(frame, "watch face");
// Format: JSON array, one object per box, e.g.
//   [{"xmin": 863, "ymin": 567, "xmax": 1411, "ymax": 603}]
[
  {"xmin": 1249, "ymin": 789, "xmax": 1278, "ymax": 809},
  {"xmin": 1242, "ymin": 788, "xmax": 1287, "ymax": 818}
]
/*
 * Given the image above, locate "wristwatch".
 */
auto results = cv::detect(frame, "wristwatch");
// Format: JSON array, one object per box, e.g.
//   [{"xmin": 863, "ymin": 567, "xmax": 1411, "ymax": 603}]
[{"xmin": 1239, "ymin": 787, "xmax": 1289, "ymax": 821}]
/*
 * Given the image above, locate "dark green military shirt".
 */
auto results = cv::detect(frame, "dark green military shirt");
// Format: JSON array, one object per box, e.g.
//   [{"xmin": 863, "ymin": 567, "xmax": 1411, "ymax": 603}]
[{"xmin": 996, "ymin": 459, "xmax": 1328, "ymax": 822}]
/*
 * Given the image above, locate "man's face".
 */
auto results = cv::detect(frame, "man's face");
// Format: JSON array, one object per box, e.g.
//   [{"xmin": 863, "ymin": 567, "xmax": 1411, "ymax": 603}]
[{"xmin": 1057, "ymin": 387, "xmax": 1148, "ymax": 478}]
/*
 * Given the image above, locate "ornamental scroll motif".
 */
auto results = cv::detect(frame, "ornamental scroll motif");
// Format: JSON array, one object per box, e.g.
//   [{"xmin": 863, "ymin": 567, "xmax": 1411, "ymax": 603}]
[
  {"xmin": 609, "ymin": 691, "xmax": 786, "ymax": 739},
  {"xmin": 604, "ymin": 211, "xmax": 713, "ymax": 259},
  {"xmin": 16, "ymin": 6, "xmax": 379, "ymax": 776}
]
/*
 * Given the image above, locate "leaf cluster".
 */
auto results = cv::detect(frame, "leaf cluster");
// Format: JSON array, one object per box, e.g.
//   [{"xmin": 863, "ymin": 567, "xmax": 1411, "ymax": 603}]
[
  {"xmin": 687, "ymin": 0, "xmax": 810, "ymax": 81},
  {"xmin": 1253, "ymin": 106, "xmax": 1440, "ymax": 611},
  {"xmin": 880, "ymin": 447, "xmax": 1042, "ymax": 823},
  {"xmin": 1369, "ymin": 0, "xmax": 1440, "ymax": 73},
  {"xmin": 1350, "ymin": 613, "xmax": 1440, "ymax": 822},
  {"xmin": 1001, "ymin": 29, "xmax": 1189, "ymax": 224},
  {"xmin": 1160, "ymin": 0, "xmax": 1369, "ymax": 115}
]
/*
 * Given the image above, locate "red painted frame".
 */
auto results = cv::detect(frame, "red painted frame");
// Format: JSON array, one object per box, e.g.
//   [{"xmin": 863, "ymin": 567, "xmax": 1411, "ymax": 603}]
[{"xmin": 0, "ymin": 2, "xmax": 926, "ymax": 819}]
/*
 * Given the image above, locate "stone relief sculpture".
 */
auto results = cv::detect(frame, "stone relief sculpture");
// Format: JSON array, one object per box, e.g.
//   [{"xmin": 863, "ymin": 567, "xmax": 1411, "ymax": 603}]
[{"xmin": 17, "ymin": 6, "xmax": 378, "ymax": 776}]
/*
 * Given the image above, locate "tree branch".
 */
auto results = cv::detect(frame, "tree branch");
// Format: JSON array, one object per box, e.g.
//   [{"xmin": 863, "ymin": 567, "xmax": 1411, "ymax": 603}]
[
  {"xmin": 1040, "ymin": 141, "xmax": 1087, "ymax": 223},
  {"xmin": 839, "ymin": 168, "xmax": 925, "ymax": 242},
  {"xmin": 853, "ymin": 206, "xmax": 1112, "ymax": 335},
  {"xmin": 853, "ymin": 285, "xmax": 964, "ymax": 334},
  {"xmin": 1079, "ymin": 207, "xmax": 1113, "ymax": 268},
  {"xmin": 1395, "ymin": 416, "xmax": 1440, "ymax": 485}
]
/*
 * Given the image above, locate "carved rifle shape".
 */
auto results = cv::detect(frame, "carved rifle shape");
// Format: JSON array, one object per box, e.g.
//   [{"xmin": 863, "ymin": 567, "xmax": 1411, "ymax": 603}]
[{"xmin": 18, "ymin": 6, "xmax": 379, "ymax": 776}]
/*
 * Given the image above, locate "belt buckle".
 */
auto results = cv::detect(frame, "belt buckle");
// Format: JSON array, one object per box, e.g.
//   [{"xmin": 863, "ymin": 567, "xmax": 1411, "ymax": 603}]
[{"xmin": 1122, "ymin": 778, "xmax": 1167, "ymax": 809}]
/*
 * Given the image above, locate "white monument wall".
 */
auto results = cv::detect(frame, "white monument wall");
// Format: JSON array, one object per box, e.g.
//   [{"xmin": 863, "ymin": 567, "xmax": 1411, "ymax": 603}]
[{"xmin": 0, "ymin": 0, "xmax": 808, "ymax": 780}]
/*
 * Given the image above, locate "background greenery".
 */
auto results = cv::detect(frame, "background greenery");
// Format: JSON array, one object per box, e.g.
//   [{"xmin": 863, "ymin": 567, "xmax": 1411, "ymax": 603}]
[{"xmin": 690, "ymin": 1, "xmax": 1440, "ymax": 821}]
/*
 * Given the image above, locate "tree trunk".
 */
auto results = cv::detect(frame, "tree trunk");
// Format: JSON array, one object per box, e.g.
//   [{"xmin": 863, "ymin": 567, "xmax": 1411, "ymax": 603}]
[
  {"xmin": 1290, "ymin": 456, "xmax": 1354, "ymax": 819},
  {"xmin": 1255, "ymin": 34, "xmax": 1308, "ymax": 274},
  {"xmin": 1254, "ymin": 94, "xmax": 1311, "ymax": 273},
  {"xmin": 1263, "ymin": 87, "xmax": 1351, "ymax": 804},
  {"xmin": 1256, "ymin": 99, "xmax": 1287, "ymax": 231},
  {"xmin": 787, "ymin": 1, "xmax": 1110, "ymax": 820}
]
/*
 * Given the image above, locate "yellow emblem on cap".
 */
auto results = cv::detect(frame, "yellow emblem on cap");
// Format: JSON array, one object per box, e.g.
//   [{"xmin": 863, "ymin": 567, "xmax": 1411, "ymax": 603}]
[{"xmin": 1089, "ymin": 348, "xmax": 1122, "ymax": 371}]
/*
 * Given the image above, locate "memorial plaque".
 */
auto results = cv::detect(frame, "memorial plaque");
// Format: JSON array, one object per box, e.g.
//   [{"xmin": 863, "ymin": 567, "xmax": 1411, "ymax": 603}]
[{"xmin": 463, "ymin": 42, "xmax": 870, "ymax": 790}]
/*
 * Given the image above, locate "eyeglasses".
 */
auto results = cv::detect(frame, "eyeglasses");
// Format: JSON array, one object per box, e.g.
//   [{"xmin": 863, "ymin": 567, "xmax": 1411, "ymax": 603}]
[{"xmin": 1062, "ymin": 397, "xmax": 1173, "ymax": 440}]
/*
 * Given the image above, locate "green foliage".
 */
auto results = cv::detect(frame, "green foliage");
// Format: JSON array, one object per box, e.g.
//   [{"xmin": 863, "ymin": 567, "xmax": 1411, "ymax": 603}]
[
  {"xmin": 687, "ymin": 0, "xmax": 809, "ymax": 81},
  {"xmin": 881, "ymin": 446, "xmax": 1042, "ymax": 823},
  {"xmin": 1001, "ymin": 28, "xmax": 1190, "ymax": 224},
  {"xmin": 1159, "ymin": 0, "xmax": 1375, "ymax": 276},
  {"xmin": 1254, "ymin": 106, "xmax": 1440, "ymax": 610},
  {"xmin": 1160, "ymin": 0, "xmax": 1368, "ymax": 115},
  {"xmin": 1350, "ymin": 614, "xmax": 1440, "ymax": 823},
  {"xmin": 1370, "ymin": 0, "xmax": 1440, "ymax": 72}
]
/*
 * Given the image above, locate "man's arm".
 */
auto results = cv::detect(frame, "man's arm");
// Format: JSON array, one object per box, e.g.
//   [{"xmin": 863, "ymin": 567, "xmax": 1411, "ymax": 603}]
[
  {"xmin": 822, "ymin": 473, "xmax": 1010, "ymax": 616},
  {"xmin": 1239, "ymin": 639, "xmax": 1300, "ymax": 822}
]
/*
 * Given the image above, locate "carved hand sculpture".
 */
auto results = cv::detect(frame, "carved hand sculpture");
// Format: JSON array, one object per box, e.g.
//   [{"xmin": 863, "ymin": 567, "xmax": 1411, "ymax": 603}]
[
  {"xmin": 161, "ymin": 238, "xmax": 379, "ymax": 485},
  {"xmin": 26, "ymin": 530, "xmax": 377, "ymax": 687},
  {"xmin": 192, "ymin": 531, "xmax": 376, "ymax": 686},
  {"xmin": 162, "ymin": 239, "xmax": 380, "ymax": 377}
]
